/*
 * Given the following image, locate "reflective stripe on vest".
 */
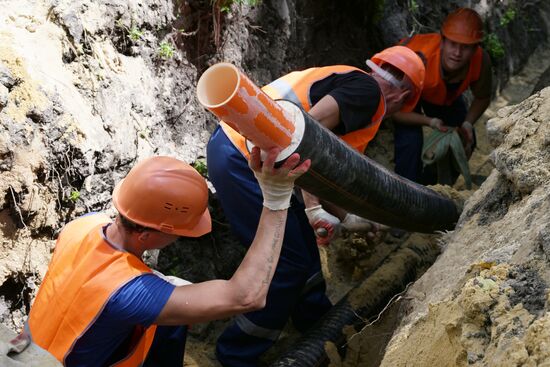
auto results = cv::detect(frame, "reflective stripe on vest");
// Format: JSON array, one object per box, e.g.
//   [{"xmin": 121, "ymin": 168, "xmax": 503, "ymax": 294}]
[
  {"xmin": 221, "ymin": 65, "xmax": 386, "ymax": 156},
  {"xmin": 28, "ymin": 214, "xmax": 157, "ymax": 366},
  {"xmin": 401, "ymin": 33, "xmax": 483, "ymax": 106},
  {"xmin": 235, "ymin": 314, "xmax": 282, "ymax": 342}
]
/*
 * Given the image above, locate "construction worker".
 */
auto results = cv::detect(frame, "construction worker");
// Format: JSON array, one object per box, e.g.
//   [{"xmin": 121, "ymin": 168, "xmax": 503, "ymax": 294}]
[
  {"xmin": 207, "ymin": 45, "xmax": 425, "ymax": 366},
  {"xmin": 23, "ymin": 148, "xmax": 310, "ymax": 367},
  {"xmin": 393, "ymin": 7, "xmax": 492, "ymax": 184}
]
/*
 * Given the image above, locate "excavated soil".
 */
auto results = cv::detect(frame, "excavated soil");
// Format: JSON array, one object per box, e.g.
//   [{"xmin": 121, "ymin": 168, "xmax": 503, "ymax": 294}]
[
  {"xmin": 375, "ymin": 47, "xmax": 550, "ymax": 367},
  {"xmin": 309, "ymin": 43, "xmax": 550, "ymax": 367}
]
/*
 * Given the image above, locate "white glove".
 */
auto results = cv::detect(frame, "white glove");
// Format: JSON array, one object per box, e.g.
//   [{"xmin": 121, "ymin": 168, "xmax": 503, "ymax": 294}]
[
  {"xmin": 342, "ymin": 214, "xmax": 389, "ymax": 232},
  {"xmin": 304, "ymin": 205, "xmax": 341, "ymax": 246},
  {"xmin": 429, "ymin": 118, "xmax": 448, "ymax": 132},
  {"xmin": 250, "ymin": 146, "xmax": 310, "ymax": 210},
  {"xmin": 254, "ymin": 170, "xmax": 297, "ymax": 210}
]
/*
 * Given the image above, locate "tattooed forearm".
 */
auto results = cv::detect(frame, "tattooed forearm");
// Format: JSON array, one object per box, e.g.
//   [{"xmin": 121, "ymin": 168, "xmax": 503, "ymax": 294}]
[{"xmin": 262, "ymin": 213, "xmax": 286, "ymax": 285}]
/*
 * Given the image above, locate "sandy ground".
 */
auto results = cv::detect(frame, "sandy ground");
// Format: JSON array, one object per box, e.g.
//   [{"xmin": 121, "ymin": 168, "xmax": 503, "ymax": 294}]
[{"xmin": 345, "ymin": 43, "xmax": 550, "ymax": 367}]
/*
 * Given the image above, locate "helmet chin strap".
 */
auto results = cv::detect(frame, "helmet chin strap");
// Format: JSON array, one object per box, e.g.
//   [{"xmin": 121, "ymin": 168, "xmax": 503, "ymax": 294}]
[{"xmin": 366, "ymin": 60, "xmax": 404, "ymax": 89}]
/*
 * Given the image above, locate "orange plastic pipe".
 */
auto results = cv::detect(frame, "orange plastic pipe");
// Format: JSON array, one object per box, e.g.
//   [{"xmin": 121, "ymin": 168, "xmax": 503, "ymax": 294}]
[{"xmin": 197, "ymin": 63, "xmax": 295, "ymax": 150}]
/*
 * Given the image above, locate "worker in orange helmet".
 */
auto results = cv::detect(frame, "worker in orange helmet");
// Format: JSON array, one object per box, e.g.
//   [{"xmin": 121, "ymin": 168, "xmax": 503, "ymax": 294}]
[
  {"xmin": 207, "ymin": 45, "xmax": 425, "ymax": 367},
  {"xmin": 393, "ymin": 7, "xmax": 492, "ymax": 185},
  {"xmin": 23, "ymin": 148, "xmax": 310, "ymax": 367}
]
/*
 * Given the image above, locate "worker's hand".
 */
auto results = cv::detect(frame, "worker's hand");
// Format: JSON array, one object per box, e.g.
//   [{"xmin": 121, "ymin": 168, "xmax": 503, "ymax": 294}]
[
  {"xmin": 341, "ymin": 214, "xmax": 388, "ymax": 232},
  {"xmin": 250, "ymin": 146, "xmax": 311, "ymax": 211},
  {"xmin": 305, "ymin": 205, "xmax": 341, "ymax": 246},
  {"xmin": 458, "ymin": 121, "xmax": 474, "ymax": 158},
  {"xmin": 429, "ymin": 118, "xmax": 449, "ymax": 132},
  {"xmin": 342, "ymin": 214, "xmax": 389, "ymax": 244}
]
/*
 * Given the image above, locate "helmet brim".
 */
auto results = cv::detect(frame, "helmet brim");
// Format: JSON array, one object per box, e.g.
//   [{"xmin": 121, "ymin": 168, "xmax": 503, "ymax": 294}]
[{"xmin": 172, "ymin": 209, "xmax": 212, "ymax": 237}]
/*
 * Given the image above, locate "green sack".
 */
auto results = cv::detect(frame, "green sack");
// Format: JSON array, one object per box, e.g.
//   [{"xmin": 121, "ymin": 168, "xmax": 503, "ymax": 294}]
[{"xmin": 421, "ymin": 129, "xmax": 472, "ymax": 189}]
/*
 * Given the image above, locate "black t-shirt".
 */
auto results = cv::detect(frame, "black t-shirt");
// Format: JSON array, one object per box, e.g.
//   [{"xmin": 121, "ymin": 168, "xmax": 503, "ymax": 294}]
[{"xmin": 309, "ymin": 70, "xmax": 381, "ymax": 135}]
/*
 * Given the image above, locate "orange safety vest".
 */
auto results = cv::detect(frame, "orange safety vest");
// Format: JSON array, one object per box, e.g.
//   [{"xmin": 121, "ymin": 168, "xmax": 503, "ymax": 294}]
[
  {"xmin": 400, "ymin": 33, "xmax": 483, "ymax": 106},
  {"xmin": 221, "ymin": 65, "xmax": 386, "ymax": 156},
  {"xmin": 28, "ymin": 214, "xmax": 157, "ymax": 366}
]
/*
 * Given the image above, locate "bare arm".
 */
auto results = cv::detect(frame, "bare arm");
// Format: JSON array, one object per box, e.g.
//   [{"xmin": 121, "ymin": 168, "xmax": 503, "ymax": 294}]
[
  {"xmin": 392, "ymin": 111, "xmax": 432, "ymax": 127},
  {"xmin": 155, "ymin": 148, "xmax": 310, "ymax": 326},
  {"xmin": 465, "ymin": 96, "xmax": 490, "ymax": 125},
  {"xmin": 155, "ymin": 207, "xmax": 287, "ymax": 325},
  {"xmin": 302, "ymin": 94, "xmax": 347, "ymax": 245},
  {"xmin": 467, "ymin": 49, "xmax": 492, "ymax": 125},
  {"xmin": 460, "ymin": 95, "xmax": 490, "ymax": 156},
  {"xmin": 308, "ymin": 94, "xmax": 340, "ymax": 130}
]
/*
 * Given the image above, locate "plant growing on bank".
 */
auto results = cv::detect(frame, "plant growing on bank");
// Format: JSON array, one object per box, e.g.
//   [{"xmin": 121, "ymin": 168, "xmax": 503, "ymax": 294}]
[
  {"xmin": 69, "ymin": 190, "xmax": 80, "ymax": 202},
  {"xmin": 216, "ymin": 0, "xmax": 261, "ymax": 13},
  {"xmin": 500, "ymin": 8, "xmax": 517, "ymax": 27},
  {"xmin": 128, "ymin": 27, "xmax": 144, "ymax": 42},
  {"xmin": 484, "ymin": 33, "xmax": 505, "ymax": 59},
  {"xmin": 483, "ymin": 5, "xmax": 519, "ymax": 60},
  {"xmin": 115, "ymin": 19, "xmax": 144, "ymax": 43},
  {"xmin": 158, "ymin": 41, "xmax": 175, "ymax": 59},
  {"xmin": 192, "ymin": 158, "xmax": 208, "ymax": 177},
  {"xmin": 408, "ymin": 0, "xmax": 419, "ymax": 15}
]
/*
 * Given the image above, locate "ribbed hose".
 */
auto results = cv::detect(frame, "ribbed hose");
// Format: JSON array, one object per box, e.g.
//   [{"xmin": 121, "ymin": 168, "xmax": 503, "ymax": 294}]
[
  {"xmin": 270, "ymin": 242, "xmax": 440, "ymax": 367},
  {"xmin": 197, "ymin": 63, "xmax": 459, "ymax": 232},
  {"xmin": 293, "ymin": 107, "xmax": 459, "ymax": 232}
]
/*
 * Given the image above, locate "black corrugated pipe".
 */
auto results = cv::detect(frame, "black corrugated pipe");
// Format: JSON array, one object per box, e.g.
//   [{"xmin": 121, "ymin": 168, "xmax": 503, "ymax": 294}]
[
  {"xmin": 197, "ymin": 63, "xmax": 459, "ymax": 233},
  {"xmin": 270, "ymin": 241, "xmax": 440, "ymax": 367},
  {"xmin": 287, "ymin": 101, "xmax": 458, "ymax": 233}
]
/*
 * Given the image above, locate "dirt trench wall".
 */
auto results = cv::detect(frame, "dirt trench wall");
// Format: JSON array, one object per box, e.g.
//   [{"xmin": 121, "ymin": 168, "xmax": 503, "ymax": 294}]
[
  {"xmin": 221, "ymin": 0, "xmax": 550, "ymax": 89},
  {"xmin": 378, "ymin": 87, "xmax": 550, "ymax": 367},
  {"xmin": 0, "ymin": 0, "xmax": 213, "ymax": 329}
]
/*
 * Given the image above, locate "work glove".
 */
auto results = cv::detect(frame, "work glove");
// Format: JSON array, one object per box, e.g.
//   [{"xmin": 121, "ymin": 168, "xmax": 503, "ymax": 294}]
[
  {"xmin": 341, "ymin": 213, "xmax": 389, "ymax": 244},
  {"xmin": 429, "ymin": 118, "xmax": 448, "ymax": 132},
  {"xmin": 305, "ymin": 205, "xmax": 341, "ymax": 246},
  {"xmin": 341, "ymin": 213, "xmax": 387, "ymax": 232},
  {"xmin": 250, "ymin": 146, "xmax": 310, "ymax": 211}
]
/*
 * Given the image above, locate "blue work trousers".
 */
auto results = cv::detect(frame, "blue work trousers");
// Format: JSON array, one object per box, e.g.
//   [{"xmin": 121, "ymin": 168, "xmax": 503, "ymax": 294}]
[
  {"xmin": 143, "ymin": 325, "xmax": 187, "ymax": 367},
  {"xmin": 207, "ymin": 126, "xmax": 332, "ymax": 367},
  {"xmin": 394, "ymin": 96, "xmax": 470, "ymax": 184}
]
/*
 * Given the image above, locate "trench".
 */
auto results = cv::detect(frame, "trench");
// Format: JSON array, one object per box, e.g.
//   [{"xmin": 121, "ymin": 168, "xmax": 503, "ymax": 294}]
[
  {"xmin": 1, "ymin": 0, "xmax": 549, "ymax": 366},
  {"xmin": 165, "ymin": 2, "xmax": 550, "ymax": 366}
]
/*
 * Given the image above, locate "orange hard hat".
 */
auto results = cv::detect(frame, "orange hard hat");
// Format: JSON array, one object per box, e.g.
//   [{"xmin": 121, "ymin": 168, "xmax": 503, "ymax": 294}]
[
  {"xmin": 112, "ymin": 156, "xmax": 211, "ymax": 237},
  {"xmin": 369, "ymin": 45, "xmax": 425, "ymax": 113},
  {"xmin": 441, "ymin": 8, "xmax": 484, "ymax": 44}
]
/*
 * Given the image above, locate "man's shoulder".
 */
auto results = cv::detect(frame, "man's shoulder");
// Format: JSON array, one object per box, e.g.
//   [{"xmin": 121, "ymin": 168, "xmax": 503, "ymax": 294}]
[
  {"xmin": 401, "ymin": 33, "xmax": 441, "ymax": 46},
  {"xmin": 103, "ymin": 273, "xmax": 175, "ymax": 324},
  {"xmin": 66, "ymin": 212, "xmax": 110, "ymax": 228},
  {"xmin": 57, "ymin": 212, "xmax": 110, "ymax": 242},
  {"xmin": 334, "ymin": 69, "xmax": 375, "ymax": 83}
]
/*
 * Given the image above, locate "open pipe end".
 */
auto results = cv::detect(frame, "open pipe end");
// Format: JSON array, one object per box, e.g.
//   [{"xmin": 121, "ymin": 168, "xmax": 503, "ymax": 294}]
[{"xmin": 197, "ymin": 63, "xmax": 240, "ymax": 109}]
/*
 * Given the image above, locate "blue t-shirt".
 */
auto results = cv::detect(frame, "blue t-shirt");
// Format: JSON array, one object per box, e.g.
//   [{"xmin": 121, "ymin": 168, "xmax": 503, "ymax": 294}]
[
  {"xmin": 62, "ymin": 221, "xmax": 176, "ymax": 367},
  {"xmin": 64, "ymin": 274, "xmax": 175, "ymax": 366}
]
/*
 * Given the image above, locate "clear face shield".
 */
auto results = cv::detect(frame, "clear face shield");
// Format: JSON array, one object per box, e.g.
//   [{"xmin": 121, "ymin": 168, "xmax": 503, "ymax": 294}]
[{"xmin": 365, "ymin": 60, "xmax": 405, "ymax": 89}]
